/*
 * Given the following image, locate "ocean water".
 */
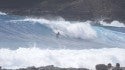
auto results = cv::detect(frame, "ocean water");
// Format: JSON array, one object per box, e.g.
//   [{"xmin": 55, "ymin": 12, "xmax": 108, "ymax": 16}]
[{"xmin": 0, "ymin": 12, "xmax": 125, "ymax": 69}]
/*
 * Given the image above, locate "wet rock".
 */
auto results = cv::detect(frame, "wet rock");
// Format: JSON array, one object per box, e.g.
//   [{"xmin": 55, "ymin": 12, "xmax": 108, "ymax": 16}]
[
  {"xmin": 103, "ymin": 19, "xmax": 113, "ymax": 23},
  {"xmin": 26, "ymin": 66, "xmax": 37, "ymax": 70},
  {"xmin": 0, "ymin": 66, "xmax": 1, "ymax": 70},
  {"xmin": 96, "ymin": 64, "xmax": 108, "ymax": 70}
]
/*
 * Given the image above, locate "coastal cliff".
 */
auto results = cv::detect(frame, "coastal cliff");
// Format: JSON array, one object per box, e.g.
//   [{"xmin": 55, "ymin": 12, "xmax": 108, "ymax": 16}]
[{"xmin": 0, "ymin": 0, "xmax": 125, "ymax": 21}]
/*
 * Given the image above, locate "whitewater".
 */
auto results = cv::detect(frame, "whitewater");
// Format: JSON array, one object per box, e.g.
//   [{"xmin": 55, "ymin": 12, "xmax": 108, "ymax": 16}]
[{"xmin": 0, "ymin": 12, "xmax": 125, "ymax": 69}]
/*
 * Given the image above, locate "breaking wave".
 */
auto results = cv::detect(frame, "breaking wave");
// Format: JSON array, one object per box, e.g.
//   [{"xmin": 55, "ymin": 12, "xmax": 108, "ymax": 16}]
[
  {"xmin": 100, "ymin": 20, "xmax": 125, "ymax": 27},
  {"xmin": 11, "ymin": 18, "xmax": 97, "ymax": 39},
  {"xmin": 8, "ymin": 17, "xmax": 125, "ymax": 48}
]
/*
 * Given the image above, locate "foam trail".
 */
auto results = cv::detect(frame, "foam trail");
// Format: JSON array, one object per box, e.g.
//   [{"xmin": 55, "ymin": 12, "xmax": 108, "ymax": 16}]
[
  {"xmin": 100, "ymin": 20, "xmax": 125, "ymax": 27},
  {"xmin": 0, "ymin": 47, "xmax": 125, "ymax": 69}
]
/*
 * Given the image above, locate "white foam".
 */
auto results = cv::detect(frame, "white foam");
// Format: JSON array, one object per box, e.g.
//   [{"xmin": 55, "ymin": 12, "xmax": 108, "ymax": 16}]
[
  {"xmin": 0, "ymin": 47, "xmax": 125, "ymax": 69},
  {"xmin": 0, "ymin": 11, "xmax": 7, "ymax": 15},
  {"xmin": 100, "ymin": 20, "xmax": 125, "ymax": 27},
  {"xmin": 12, "ymin": 18, "xmax": 97, "ymax": 39}
]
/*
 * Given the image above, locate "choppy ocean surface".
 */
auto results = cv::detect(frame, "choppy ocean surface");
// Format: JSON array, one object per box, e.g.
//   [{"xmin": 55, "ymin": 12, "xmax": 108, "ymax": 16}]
[{"xmin": 0, "ymin": 11, "xmax": 125, "ymax": 69}]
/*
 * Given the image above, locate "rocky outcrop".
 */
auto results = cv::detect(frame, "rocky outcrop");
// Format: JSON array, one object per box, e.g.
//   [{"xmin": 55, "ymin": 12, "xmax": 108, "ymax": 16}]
[
  {"xmin": 95, "ymin": 64, "xmax": 125, "ymax": 70},
  {"xmin": 0, "ymin": 0, "xmax": 125, "ymax": 21},
  {"xmin": 95, "ymin": 64, "xmax": 108, "ymax": 70}
]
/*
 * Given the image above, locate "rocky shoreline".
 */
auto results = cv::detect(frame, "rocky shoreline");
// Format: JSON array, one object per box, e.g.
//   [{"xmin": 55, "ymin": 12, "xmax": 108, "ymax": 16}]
[
  {"xmin": 0, "ymin": 65, "xmax": 89, "ymax": 70},
  {"xmin": 0, "ymin": 64, "xmax": 125, "ymax": 70}
]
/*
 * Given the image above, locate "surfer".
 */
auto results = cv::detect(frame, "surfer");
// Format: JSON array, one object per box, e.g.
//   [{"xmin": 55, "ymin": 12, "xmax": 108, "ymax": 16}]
[{"xmin": 56, "ymin": 32, "xmax": 60, "ymax": 38}]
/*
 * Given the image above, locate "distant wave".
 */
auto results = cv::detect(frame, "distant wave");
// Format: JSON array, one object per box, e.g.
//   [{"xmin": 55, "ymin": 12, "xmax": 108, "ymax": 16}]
[
  {"xmin": 0, "ymin": 11, "xmax": 7, "ymax": 15},
  {"xmin": 99, "ymin": 20, "xmax": 125, "ymax": 27},
  {"xmin": 0, "ymin": 47, "xmax": 125, "ymax": 69}
]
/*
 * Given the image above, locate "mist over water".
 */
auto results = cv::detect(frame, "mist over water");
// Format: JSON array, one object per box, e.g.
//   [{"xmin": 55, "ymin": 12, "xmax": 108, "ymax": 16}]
[{"xmin": 0, "ymin": 12, "xmax": 125, "ymax": 69}]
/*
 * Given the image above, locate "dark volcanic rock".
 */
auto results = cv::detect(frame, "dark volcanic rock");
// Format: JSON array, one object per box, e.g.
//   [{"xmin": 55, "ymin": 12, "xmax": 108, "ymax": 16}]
[
  {"xmin": 95, "ymin": 64, "xmax": 108, "ymax": 70},
  {"xmin": 121, "ymin": 67, "xmax": 125, "ymax": 70},
  {"xmin": 0, "ymin": 0, "xmax": 125, "ymax": 21}
]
